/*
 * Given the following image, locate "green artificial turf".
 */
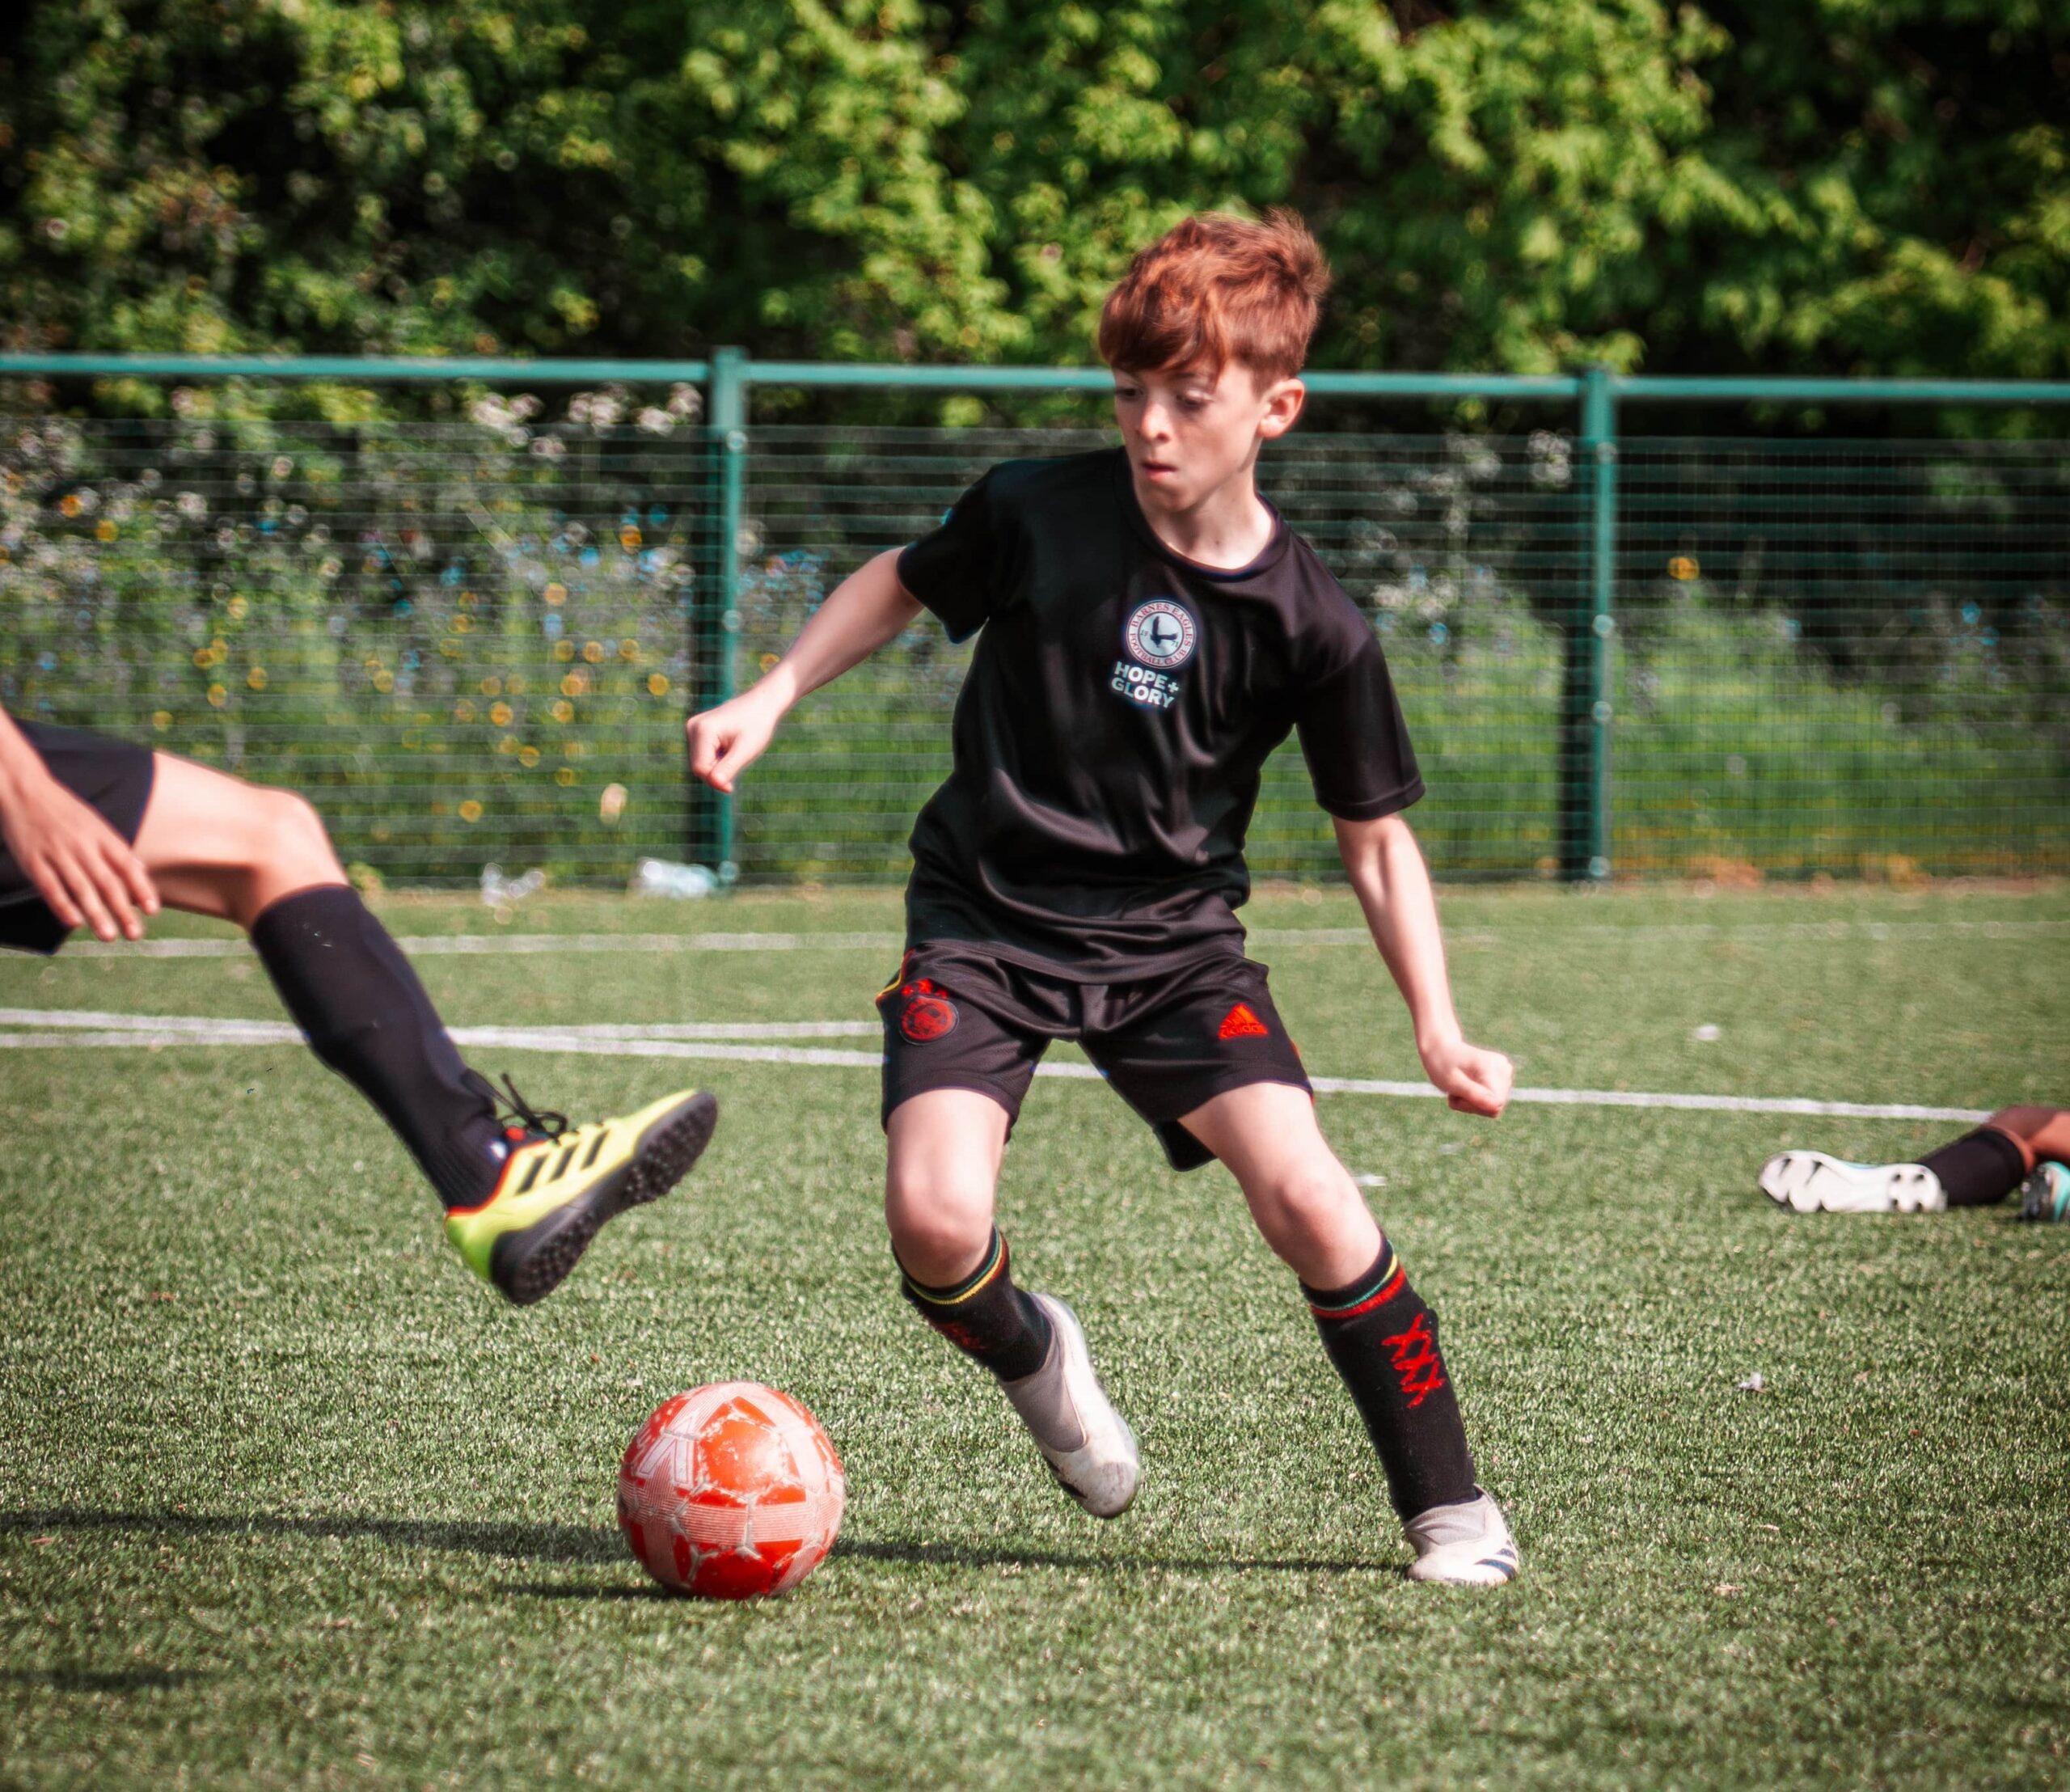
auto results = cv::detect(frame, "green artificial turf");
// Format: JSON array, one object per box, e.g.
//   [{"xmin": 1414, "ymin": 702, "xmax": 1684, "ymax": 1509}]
[{"xmin": 2, "ymin": 882, "xmax": 2066, "ymax": 1789}]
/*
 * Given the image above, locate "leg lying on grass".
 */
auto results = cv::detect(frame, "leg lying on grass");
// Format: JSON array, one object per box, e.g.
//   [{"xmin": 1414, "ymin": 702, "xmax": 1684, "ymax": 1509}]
[
  {"xmin": 885, "ymin": 1089, "xmax": 1139, "ymax": 1519},
  {"xmin": 1760, "ymin": 1105, "xmax": 2069, "ymax": 1219},
  {"xmin": 1178, "ymin": 1080, "xmax": 1519, "ymax": 1587},
  {"xmin": 0, "ymin": 713, "xmax": 716, "ymax": 1303}
]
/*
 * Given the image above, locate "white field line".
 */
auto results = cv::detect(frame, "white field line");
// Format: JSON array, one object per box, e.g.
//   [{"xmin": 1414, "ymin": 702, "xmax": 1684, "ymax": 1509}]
[
  {"xmin": 0, "ymin": 1008, "xmax": 1992, "ymax": 1124},
  {"xmin": 58, "ymin": 915, "xmax": 2070, "ymax": 960}
]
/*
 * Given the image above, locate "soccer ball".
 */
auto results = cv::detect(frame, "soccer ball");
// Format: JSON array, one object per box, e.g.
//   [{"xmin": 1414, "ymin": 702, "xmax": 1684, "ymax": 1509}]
[{"xmin": 616, "ymin": 1382, "xmax": 846, "ymax": 1599}]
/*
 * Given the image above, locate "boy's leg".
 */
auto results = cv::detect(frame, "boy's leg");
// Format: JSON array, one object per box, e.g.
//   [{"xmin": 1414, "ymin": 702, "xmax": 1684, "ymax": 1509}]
[
  {"xmin": 883, "ymin": 1083, "xmax": 1139, "ymax": 1519},
  {"xmin": 885, "ymin": 1088, "xmax": 1041, "ymax": 1369},
  {"xmin": 1760, "ymin": 1106, "xmax": 2068, "ymax": 1215},
  {"xmin": 135, "ymin": 752, "xmax": 505, "ymax": 1205},
  {"xmin": 132, "ymin": 753, "xmax": 716, "ymax": 1300},
  {"xmin": 1178, "ymin": 1081, "xmax": 1516, "ymax": 1583}
]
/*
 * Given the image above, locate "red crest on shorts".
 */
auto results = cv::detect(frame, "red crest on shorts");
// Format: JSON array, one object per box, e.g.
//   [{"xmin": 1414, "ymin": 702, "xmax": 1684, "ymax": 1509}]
[
  {"xmin": 898, "ymin": 979, "xmax": 958, "ymax": 1043},
  {"xmin": 1218, "ymin": 1001, "xmax": 1269, "ymax": 1040}
]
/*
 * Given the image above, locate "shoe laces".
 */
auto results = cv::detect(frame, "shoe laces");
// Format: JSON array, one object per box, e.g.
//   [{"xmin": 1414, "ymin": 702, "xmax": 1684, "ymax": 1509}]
[{"xmin": 491, "ymin": 1073, "xmax": 569, "ymax": 1143}]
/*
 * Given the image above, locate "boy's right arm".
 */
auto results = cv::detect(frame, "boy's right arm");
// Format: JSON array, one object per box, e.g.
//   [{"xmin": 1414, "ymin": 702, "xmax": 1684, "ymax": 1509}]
[{"xmin": 683, "ymin": 547, "xmax": 923, "ymax": 793}]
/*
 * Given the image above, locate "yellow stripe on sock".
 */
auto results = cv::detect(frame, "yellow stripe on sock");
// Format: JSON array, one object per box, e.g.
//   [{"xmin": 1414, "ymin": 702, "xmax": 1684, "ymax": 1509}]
[{"xmin": 907, "ymin": 1233, "xmax": 1007, "ymax": 1306}]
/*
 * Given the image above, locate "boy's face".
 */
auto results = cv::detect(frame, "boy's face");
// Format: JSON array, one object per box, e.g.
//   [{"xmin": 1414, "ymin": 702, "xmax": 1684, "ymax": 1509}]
[{"xmin": 1111, "ymin": 360, "xmax": 1306, "ymax": 514}]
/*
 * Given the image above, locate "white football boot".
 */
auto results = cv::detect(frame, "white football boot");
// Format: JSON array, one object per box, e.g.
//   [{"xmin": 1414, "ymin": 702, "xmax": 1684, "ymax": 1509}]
[
  {"xmin": 1404, "ymin": 1488, "xmax": 1520, "ymax": 1587},
  {"xmin": 1760, "ymin": 1150, "xmax": 1945, "ymax": 1214},
  {"xmin": 999, "ymin": 1293, "xmax": 1140, "ymax": 1519}
]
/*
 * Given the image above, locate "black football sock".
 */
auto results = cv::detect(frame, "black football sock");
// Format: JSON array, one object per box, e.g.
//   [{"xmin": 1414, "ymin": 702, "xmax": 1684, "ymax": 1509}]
[
  {"xmin": 250, "ymin": 885, "xmax": 502, "ymax": 1210},
  {"xmin": 1304, "ymin": 1238, "xmax": 1479, "ymax": 1522},
  {"xmin": 898, "ymin": 1228, "xmax": 1054, "ymax": 1381},
  {"xmin": 1920, "ymin": 1127, "xmax": 2028, "ymax": 1208}
]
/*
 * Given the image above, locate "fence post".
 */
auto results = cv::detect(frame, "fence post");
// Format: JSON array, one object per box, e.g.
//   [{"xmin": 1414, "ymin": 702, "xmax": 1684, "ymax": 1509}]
[
  {"xmin": 695, "ymin": 345, "xmax": 748, "ymax": 875},
  {"xmin": 1561, "ymin": 365, "xmax": 1617, "ymax": 881}
]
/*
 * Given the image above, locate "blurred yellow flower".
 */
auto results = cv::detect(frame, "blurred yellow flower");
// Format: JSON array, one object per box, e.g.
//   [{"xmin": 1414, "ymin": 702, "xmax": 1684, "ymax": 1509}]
[
  {"xmin": 647, "ymin": 672, "xmax": 670, "ymax": 696},
  {"xmin": 619, "ymin": 638, "xmax": 640, "ymax": 661},
  {"xmin": 207, "ymin": 683, "xmax": 227, "ymax": 708},
  {"xmin": 247, "ymin": 666, "xmax": 268, "ymax": 691},
  {"xmin": 489, "ymin": 701, "xmax": 513, "ymax": 726},
  {"xmin": 560, "ymin": 671, "xmax": 587, "ymax": 697},
  {"xmin": 95, "ymin": 519, "xmax": 118, "ymax": 542},
  {"xmin": 553, "ymin": 640, "xmax": 574, "ymax": 661},
  {"xmin": 151, "ymin": 711, "xmax": 171, "ymax": 730},
  {"xmin": 543, "ymin": 583, "xmax": 567, "ymax": 606},
  {"xmin": 551, "ymin": 699, "xmax": 574, "ymax": 723},
  {"xmin": 454, "ymin": 699, "xmax": 476, "ymax": 722},
  {"xmin": 518, "ymin": 746, "xmax": 540, "ymax": 768},
  {"xmin": 480, "ymin": 676, "xmax": 502, "ymax": 696},
  {"xmin": 459, "ymin": 800, "xmax": 484, "ymax": 822},
  {"xmin": 373, "ymin": 670, "xmax": 395, "ymax": 693},
  {"xmin": 555, "ymin": 767, "xmax": 577, "ymax": 787},
  {"xmin": 583, "ymin": 640, "xmax": 605, "ymax": 664},
  {"xmin": 227, "ymin": 595, "xmax": 248, "ymax": 620},
  {"xmin": 619, "ymin": 526, "xmax": 641, "ymax": 550}
]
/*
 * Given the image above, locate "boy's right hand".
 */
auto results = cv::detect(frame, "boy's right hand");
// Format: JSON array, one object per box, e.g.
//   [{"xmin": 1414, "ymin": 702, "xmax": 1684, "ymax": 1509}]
[
  {"xmin": 0, "ymin": 763, "xmax": 158, "ymax": 942},
  {"xmin": 684, "ymin": 690, "xmax": 782, "ymax": 794}
]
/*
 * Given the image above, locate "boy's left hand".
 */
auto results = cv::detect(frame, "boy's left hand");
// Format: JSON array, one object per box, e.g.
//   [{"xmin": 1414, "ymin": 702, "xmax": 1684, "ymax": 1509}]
[{"xmin": 1420, "ymin": 1038, "xmax": 1514, "ymax": 1118}]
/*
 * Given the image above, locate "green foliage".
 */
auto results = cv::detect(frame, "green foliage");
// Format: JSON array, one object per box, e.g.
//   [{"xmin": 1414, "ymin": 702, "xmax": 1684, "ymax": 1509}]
[{"xmin": 2, "ymin": 0, "xmax": 2064, "ymax": 380}]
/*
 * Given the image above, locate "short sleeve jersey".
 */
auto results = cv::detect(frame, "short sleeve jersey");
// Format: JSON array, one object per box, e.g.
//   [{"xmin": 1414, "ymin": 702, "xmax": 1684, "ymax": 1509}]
[{"xmin": 895, "ymin": 446, "xmax": 1422, "ymax": 978}]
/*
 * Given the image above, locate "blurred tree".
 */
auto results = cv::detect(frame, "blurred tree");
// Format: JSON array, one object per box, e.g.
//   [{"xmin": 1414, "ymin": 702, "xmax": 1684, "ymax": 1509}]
[{"xmin": 0, "ymin": 0, "xmax": 2063, "ymax": 383}]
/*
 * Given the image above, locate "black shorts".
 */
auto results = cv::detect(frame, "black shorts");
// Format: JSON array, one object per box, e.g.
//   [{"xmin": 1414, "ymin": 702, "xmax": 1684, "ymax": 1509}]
[
  {"xmin": 0, "ymin": 721, "xmax": 156, "ymax": 955},
  {"xmin": 877, "ymin": 943, "xmax": 1312, "ymax": 1172}
]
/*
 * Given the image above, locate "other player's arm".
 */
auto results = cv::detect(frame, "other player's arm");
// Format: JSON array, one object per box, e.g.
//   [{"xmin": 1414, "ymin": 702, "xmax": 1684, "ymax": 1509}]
[
  {"xmin": 1333, "ymin": 813, "xmax": 1513, "ymax": 1118},
  {"xmin": 684, "ymin": 548, "xmax": 922, "ymax": 793},
  {"xmin": 0, "ymin": 704, "xmax": 158, "ymax": 941}
]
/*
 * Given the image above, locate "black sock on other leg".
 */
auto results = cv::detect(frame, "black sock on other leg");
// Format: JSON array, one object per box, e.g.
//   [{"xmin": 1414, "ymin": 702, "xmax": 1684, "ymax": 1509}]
[
  {"xmin": 899, "ymin": 1228, "xmax": 1054, "ymax": 1381},
  {"xmin": 1304, "ymin": 1238, "xmax": 1478, "ymax": 1522},
  {"xmin": 251, "ymin": 885, "xmax": 502, "ymax": 1209},
  {"xmin": 1920, "ymin": 1127, "xmax": 2027, "ymax": 1208}
]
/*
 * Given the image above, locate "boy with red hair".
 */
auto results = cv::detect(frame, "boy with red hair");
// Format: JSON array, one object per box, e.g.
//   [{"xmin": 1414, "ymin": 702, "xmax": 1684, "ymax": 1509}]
[{"xmin": 686, "ymin": 209, "xmax": 1520, "ymax": 1583}]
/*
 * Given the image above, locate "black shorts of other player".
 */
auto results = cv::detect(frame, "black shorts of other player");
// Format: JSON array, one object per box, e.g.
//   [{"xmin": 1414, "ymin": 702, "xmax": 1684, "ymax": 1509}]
[
  {"xmin": 0, "ymin": 721, "xmax": 155, "ymax": 954},
  {"xmin": 878, "ymin": 944, "xmax": 1311, "ymax": 1171}
]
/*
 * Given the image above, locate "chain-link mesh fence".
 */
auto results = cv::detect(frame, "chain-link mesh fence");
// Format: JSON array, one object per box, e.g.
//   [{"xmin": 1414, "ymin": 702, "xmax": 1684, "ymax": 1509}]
[{"xmin": 2, "ymin": 387, "xmax": 2064, "ymax": 885}]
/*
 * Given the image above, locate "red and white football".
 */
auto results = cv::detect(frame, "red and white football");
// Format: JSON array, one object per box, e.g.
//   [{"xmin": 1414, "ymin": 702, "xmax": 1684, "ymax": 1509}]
[{"xmin": 616, "ymin": 1382, "xmax": 846, "ymax": 1600}]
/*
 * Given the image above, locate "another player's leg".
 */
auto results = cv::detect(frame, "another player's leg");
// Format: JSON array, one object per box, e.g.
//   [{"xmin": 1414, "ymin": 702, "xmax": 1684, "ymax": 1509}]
[
  {"xmin": 133, "ymin": 752, "xmax": 716, "ymax": 1300},
  {"xmin": 1179, "ymin": 1082, "xmax": 1517, "ymax": 1586},
  {"xmin": 1760, "ymin": 1105, "xmax": 2068, "ymax": 1219},
  {"xmin": 884, "ymin": 1089, "xmax": 1139, "ymax": 1517}
]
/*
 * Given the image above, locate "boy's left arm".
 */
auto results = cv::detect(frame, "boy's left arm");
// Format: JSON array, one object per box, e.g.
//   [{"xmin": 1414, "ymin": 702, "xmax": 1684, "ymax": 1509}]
[{"xmin": 1333, "ymin": 813, "xmax": 1513, "ymax": 1118}]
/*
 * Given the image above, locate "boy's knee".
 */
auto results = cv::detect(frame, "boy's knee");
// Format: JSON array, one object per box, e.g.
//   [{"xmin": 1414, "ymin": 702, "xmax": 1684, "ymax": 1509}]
[
  {"xmin": 1250, "ymin": 1164, "xmax": 1364, "ymax": 1260},
  {"xmin": 261, "ymin": 788, "xmax": 339, "ymax": 870},
  {"xmin": 885, "ymin": 1170, "xmax": 994, "ymax": 1285}
]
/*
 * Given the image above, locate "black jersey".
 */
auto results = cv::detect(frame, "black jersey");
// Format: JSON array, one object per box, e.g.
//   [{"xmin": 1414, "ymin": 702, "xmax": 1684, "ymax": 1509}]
[{"xmin": 894, "ymin": 447, "xmax": 1422, "ymax": 978}]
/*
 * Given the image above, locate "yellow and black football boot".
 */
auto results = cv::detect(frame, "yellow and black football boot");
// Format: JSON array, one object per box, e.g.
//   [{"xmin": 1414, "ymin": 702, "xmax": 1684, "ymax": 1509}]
[{"xmin": 446, "ymin": 1076, "xmax": 718, "ymax": 1305}]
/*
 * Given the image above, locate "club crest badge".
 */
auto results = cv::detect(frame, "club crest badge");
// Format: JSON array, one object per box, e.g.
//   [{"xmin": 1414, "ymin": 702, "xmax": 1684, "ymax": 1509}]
[
  {"xmin": 898, "ymin": 981, "xmax": 958, "ymax": 1043},
  {"xmin": 1123, "ymin": 600, "xmax": 1198, "ymax": 670}
]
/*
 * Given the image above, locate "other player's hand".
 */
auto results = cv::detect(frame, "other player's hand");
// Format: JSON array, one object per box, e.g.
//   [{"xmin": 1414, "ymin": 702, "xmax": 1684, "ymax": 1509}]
[
  {"xmin": 684, "ymin": 691, "xmax": 781, "ymax": 794},
  {"xmin": 0, "ymin": 765, "xmax": 158, "ymax": 942},
  {"xmin": 1420, "ymin": 1036, "xmax": 1513, "ymax": 1118}
]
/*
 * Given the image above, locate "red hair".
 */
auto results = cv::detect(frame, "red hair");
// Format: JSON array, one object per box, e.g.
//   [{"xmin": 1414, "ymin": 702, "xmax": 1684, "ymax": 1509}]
[{"xmin": 1098, "ymin": 209, "xmax": 1330, "ymax": 386}]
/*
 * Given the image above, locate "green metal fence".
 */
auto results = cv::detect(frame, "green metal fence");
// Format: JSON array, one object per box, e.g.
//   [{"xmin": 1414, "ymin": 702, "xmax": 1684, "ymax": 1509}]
[{"xmin": 2, "ymin": 355, "xmax": 2066, "ymax": 886}]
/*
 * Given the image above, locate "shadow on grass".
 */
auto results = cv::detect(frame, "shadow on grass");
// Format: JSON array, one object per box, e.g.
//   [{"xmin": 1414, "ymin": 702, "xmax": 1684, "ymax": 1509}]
[
  {"xmin": 5, "ymin": 1510, "xmax": 1396, "ymax": 1585},
  {"xmin": 505, "ymin": 1537, "xmax": 1397, "ymax": 1600},
  {"xmin": 2, "ymin": 1666, "xmax": 210, "ymax": 1693},
  {"xmin": 1, "ymin": 1507, "xmax": 619, "ymax": 1565}
]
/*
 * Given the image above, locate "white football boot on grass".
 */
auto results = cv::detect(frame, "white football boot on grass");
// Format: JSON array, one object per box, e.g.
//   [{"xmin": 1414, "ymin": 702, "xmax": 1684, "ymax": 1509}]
[
  {"xmin": 999, "ymin": 1293, "xmax": 1140, "ymax": 1519},
  {"xmin": 1405, "ymin": 1488, "xmax": 1520, "ymax": 1587},
  {"xmin": 1760, "ymin": 1150, "xmax": 1945, "ymax": 1214}
]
